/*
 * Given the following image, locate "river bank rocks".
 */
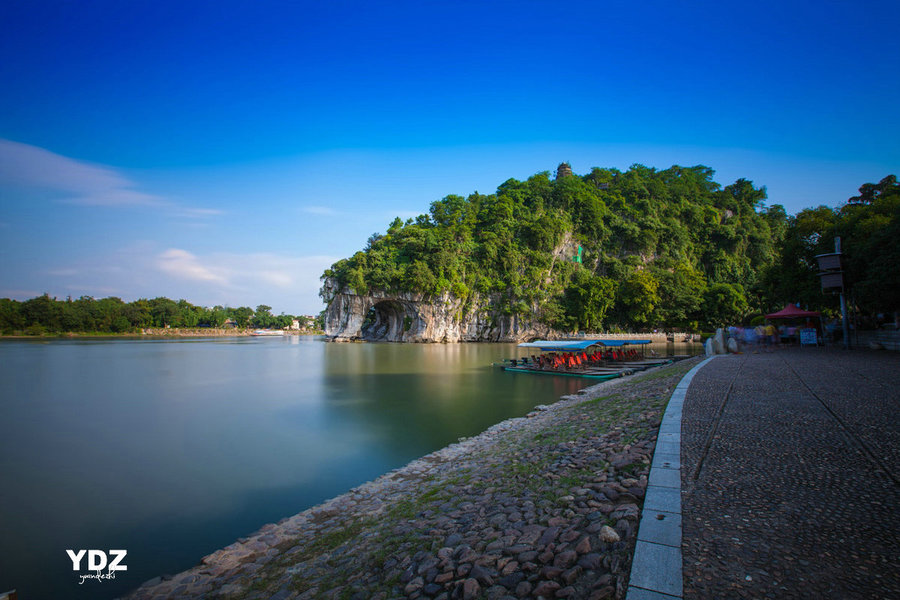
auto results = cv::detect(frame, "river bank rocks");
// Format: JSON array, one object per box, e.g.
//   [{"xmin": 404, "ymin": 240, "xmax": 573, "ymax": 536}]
[{"xmin": 124, "ymin": 358, "xmax": 701, "ymax": 600}]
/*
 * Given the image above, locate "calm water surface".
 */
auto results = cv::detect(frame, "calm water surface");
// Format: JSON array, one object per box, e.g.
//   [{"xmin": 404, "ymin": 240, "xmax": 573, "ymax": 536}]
[{"xmin": 0, "ymin": 336, "xmax": 601, "ymax": 599}]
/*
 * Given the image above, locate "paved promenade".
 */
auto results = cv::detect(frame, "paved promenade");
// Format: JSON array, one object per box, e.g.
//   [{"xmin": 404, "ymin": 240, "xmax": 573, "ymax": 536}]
[{"xmin": 680, "ymin": 348, "xmax": 900, "ymax": 599}]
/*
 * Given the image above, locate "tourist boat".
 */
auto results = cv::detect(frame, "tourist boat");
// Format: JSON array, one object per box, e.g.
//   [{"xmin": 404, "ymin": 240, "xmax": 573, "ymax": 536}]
[
  {"xmin": 251, "ymin": 329, "xmax": 285, "ymax": 336},
  {"xmin": 497, "ymin": 339, "xmax": 677, "ymax": 379}
]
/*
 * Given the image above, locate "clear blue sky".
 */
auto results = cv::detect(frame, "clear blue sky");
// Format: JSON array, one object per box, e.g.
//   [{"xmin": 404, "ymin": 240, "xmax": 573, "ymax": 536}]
[{"xmin": 1, "ymin": 0, "xmax": 898, "ymax": 314}]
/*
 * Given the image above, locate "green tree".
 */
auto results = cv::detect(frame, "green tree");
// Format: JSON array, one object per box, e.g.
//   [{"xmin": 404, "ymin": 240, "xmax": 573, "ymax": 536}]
[
  {"xmin": 654, "ymin": 261, "xmax": 707, "ymax": 330},
  {"xmin": 110, "ymin": 315, "xmax": 131, "ymax": 333},
  {"xmin": 125, "ymin": 299, "xmax": 153, "ymax": 328},
  {"xmin": 251, "ymin": 305, "xmax": 274, "ymax": 328},
  {"xmin": 701, "ymin": 283, "xmax": 749, "ymax": 328},
  {"xmin": 615, "ymin": 271, "xmax": 660, "ymax": 328},
  {"xmin": 228, "ymin": 306, "xmax": 254, "ymax": 328},
  {"xmin": 836, "ymin": 175, "xmax": 900, "ymax": 312},
  {"xmin": 404, "ymin": 260, "xmax": 437, "ymax": 294},
  {"xmin": 22, "ymin": 294, "xmax": 61, "ymax": 331},
  {"xmin": 176, "ymin": 299, "xmax": 200, "ymax": 327},
  {"xmin": 274, "ymin": 314, "xmax": 293, "ymax": 329},
  {"xmin": 200, "ymin": 306, "xmax": 227, "ymax": 328},
  {"xmin": 0, "ymin": 299, "xmax": 23, "ymax": 333},
  {"xmin": 149, "ymin": 297, "xmax": 179, "ymax": 327},
  {"xmin": 768, "ymin": 206, "xmax": 837, "ymax": 309},
  {"xmin": 560, "ymin": 270, "xmax": 616, "ymax": 331},
  {"xmin": 848, "ymin": 174, "xmax": 897, "ymax": 205}
]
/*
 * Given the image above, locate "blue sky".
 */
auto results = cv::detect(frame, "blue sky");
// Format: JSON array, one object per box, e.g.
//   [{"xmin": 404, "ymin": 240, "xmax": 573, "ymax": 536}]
[{"xmin": 1, "ymin": 0, "xmax": 898, "ymax": 314}]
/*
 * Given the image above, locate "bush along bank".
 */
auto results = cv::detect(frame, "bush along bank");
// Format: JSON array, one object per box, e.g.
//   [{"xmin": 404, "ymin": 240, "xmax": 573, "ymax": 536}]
[{"xmin": 126, "ymin": 357, "xmax": 701, "ymax": 600}]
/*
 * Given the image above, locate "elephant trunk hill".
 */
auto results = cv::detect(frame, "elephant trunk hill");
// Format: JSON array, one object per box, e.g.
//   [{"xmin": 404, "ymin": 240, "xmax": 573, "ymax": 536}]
[{"xmin": 321, "ymin": 163, "xmax": 784, "ymax": 342}]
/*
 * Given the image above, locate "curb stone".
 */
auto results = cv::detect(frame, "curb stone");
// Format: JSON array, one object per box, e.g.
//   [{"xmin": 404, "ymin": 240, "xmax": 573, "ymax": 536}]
[{"xmin": 626, "ymin": 356, "xmax": 718, "ymax": 600}]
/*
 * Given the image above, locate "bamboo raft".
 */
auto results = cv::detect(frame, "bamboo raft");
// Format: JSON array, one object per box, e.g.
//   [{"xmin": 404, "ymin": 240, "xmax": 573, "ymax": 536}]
[{"xmin": 497, "ymin": 339, "xmax": 690, "ymax": 380}]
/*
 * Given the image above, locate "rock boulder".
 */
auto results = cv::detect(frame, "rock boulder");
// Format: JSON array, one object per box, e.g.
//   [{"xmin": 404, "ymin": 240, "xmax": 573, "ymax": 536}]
[{"xmin": 320, "ymin": 277, "xmax": 557, "ymax": 342}]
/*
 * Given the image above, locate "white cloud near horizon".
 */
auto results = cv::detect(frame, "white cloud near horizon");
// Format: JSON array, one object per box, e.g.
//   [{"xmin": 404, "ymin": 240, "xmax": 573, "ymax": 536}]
[
  {"xmin": 152, "ymin": 249, "xmax": 338, "ymax": 313},
  {"xmin": 157, "ymin": 249, "xmax": 229, "ymax": 284},
  {"xmin": 0, "ymin": 138, "xmax": 223, "ymax": 216},
  {"xmin": 25, "ymin": 248, "xmax": 338, "ymax": 314}
]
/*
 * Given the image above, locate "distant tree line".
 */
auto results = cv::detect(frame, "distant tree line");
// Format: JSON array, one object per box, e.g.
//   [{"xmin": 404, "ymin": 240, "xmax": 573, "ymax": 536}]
[
  {"xmin": 322, "ymin": 164, "xmax": 899, "ymax": 331},
  {"xmin": 0, "ymin": 295, "xmax": 324, "ymax": 335}
]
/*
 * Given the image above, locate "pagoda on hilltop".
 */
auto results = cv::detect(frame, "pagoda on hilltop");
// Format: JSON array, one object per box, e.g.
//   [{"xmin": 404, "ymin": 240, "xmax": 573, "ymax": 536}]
[{"xmin": 556, "ymin": 162, "xmax": 573, "ymax": 180}]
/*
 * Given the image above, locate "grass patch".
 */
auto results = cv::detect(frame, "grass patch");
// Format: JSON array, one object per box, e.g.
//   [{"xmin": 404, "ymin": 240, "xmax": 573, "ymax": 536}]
[
  {"xmin": 617, "ymin": 462, "xmax": 644, "ymax": 476},
  {"xmin": 557, "ymin": 467, "xmax": 600, "ymax": 490},
  {"xmin": 583, "ymin": 394, "xmax": 614, "ymax": 406},
  {"xmin": 532, "ymin": 423, "xmax": 579, "ymax": 446},
  {"xmin": 629, "ymin": 358, "xmax": 697, "ymax": 382},
  {"xmin": 294, "ymin": 517, "xmax": 374, "ymax": 564}
]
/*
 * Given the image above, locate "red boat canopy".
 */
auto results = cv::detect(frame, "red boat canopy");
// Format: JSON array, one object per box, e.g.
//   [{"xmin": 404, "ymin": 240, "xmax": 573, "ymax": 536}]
[{"xmin": 765, "ymin": 303, "xmax": 822, "ymax": 319}]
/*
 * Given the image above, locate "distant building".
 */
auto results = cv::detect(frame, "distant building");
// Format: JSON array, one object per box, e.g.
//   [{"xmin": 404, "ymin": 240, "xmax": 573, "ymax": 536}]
[
  {"xmin": 223, "ymin": 318, "xmax": 237, "ymax": 329},
  {"xmin": 556, "ymin": 162, "xmax": 573, "ymax": 180}
]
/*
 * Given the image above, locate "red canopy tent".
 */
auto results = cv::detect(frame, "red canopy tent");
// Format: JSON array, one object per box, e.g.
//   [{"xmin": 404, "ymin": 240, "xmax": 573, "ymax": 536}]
[
  {"xmin": 765, "ymin": 304, "xmax": 825, "ymax": 346},
  {"xmin": 765, "ymin": 303, "xmax": 821, "ymax": 319}
]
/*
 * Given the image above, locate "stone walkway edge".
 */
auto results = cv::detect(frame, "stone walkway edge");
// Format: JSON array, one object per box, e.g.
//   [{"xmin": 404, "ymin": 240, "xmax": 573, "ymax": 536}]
[{"xmin": 626, "ymin": 356, "xmax": 718, "ymax": 600}]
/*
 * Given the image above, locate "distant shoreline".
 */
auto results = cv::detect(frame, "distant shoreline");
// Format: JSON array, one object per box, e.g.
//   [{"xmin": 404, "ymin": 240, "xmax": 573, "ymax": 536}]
[{"xmin": 0, "ymin": 328, "xmax": 324, "ymax": 339}]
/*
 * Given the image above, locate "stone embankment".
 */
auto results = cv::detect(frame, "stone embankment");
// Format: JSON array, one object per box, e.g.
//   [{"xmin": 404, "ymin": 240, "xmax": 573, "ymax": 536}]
[{"xmin": 126, "ymin": 358, "xmax": 700, "ymax": 600}]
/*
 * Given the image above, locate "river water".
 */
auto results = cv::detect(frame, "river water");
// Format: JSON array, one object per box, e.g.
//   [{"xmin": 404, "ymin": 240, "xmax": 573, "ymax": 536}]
[
  {"xmin": 0, "ymin": 336, "xmax": 601, "ymax": 599},
  {"xmin": 0, "ymin": 336, "xmax": 701, "ymax": 599}
]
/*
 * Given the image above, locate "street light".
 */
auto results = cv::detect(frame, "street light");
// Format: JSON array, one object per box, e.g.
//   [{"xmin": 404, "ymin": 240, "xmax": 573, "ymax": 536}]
[{"xmin": 815, "ymin": 237, "xmax": 850, "ymax": 349}]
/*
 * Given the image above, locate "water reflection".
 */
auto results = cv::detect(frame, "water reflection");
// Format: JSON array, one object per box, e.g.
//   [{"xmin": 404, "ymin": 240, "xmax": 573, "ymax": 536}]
[{"xmin": 0, "ymin": 338, "xmax": 586, "ymax": 599}]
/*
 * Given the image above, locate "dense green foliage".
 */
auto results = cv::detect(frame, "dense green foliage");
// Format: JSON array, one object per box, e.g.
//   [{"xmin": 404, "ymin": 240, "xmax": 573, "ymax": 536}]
[
  {"xmin": 0, "ymin": 295, "xmax": 315, "ymax": 335},
  {"xmin": 768, "ymin": 175, "xmax": 900, "ymax": 319},
  {"xmin": 323, "ymin": 164, "xmax": 791, "ymax": 331}
]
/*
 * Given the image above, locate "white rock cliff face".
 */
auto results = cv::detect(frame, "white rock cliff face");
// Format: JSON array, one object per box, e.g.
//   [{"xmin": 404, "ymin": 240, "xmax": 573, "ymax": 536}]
[{"xmin": 320, "ymin": 277, "xmax": 557, "ymax": 342}]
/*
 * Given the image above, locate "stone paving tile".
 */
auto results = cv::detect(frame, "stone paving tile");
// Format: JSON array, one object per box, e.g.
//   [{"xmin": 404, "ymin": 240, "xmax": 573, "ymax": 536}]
[
  {"xmin": 629, "ymin": 540, "xmax": 683, "ymax": 596},
  {"xmin": 680, "ymin": 348, "xmax": 900, "ymax": 600},
  {"xmin": 643, "ymin": 485, "xmax": 681, "ymax": 514},
  {"xmin": 626, "ymin": 588, "xmax": 681, "ymax": 600},
  {"xmin": 647, "ymin": 466, "xmax": 680, "ymax": 489},
  {"xmin": 650, "ymin": 452, "xmax": 680, "ymax": 471},
  {"xmin": 636, "ymin": 509, "xmax": 681, "ymax": 548}
]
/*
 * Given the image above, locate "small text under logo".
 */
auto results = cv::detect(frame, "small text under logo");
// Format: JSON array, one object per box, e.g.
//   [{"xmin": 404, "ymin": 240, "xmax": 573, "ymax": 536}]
[{"xmin": 66, "ymin": 549, "xmax": 127, "ymax": 585}]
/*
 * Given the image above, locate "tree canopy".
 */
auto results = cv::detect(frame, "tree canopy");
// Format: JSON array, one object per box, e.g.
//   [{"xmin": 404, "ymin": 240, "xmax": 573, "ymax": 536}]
[
  {"xmin": 323, "ymin": 164, "xmax": 793, "ymax": 331},
  {"xmin": 768, "ymin": 175, "xmax": 900, "ymax": 318},
  {"xmin": 0, "ymin": 295, "xmax": 314, "ymax": 335}
]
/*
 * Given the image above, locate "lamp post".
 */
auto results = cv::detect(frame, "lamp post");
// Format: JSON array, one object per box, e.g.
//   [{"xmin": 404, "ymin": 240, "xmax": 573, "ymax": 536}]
[{"xmin": 816, "ymin": 237, "xmax": 850, "ymax": 349}]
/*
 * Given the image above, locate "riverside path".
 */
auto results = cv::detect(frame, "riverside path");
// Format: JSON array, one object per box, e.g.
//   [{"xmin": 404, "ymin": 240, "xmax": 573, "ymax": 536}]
[{"xmin": 676, "ymin": 348, "xmax": 900, "ymax": 599}]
